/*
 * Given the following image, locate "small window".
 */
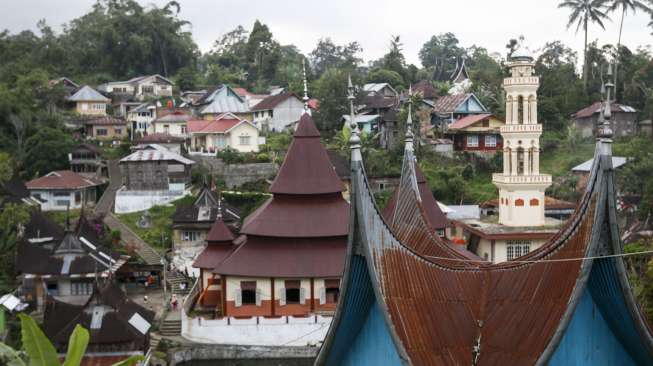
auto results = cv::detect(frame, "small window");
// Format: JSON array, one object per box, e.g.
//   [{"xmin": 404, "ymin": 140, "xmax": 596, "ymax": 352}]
[
  {"xmin": 325, "ymin": 279, "xmax": 340, "ymax": 304},
  {"xmin": 182, "ymin": 231, "xmax": 198, "ymax": 242},
  {"xmin": 74, "ymin": 191, "xmax": 81, "ymax": 204},
  {"xmin": 97, "ymin": 129, "xmax": 108, "ymax": 136},
  {"xmin": 515, "ymin": 199, "xmax": 525, "ymax": 206},
  {"xmin": 485, "ymin": 135, "xmax": 496, "ymax": 148},
  {"xmin": 285, "ymin": 280, "xmax": 301, "ymax": 304},
  {"xmin": 115, "ymin": 128, "xmax": 122, "ymax": 135},
  {"xmin": 530, "ymin": 198, "xmax": 539, "ymax": 206},
  {"xmin": 269, "ymin": 110, "xmax": 274, "ymax": 118},
  {"xmin": 71, "ymin": 281, "xmax": 92, "ymax": 296},
  {"xmin": 241, "ymin": 281, "xmax": 257, "ymax": 305},
  {"xmin": 436, "ymin": 229, "xmax": 445, "ymax": 237},
  {"xmin": 181, "ymin": 125, "xmax": 187, "ymax": 134},
  {"xmin": 239, "ymin": 136, "xmax": 251, "ymax": 145},
  {"xmin": 507, "ymin": 240, "xmax": 531, "ymax": 260},
  {"xmin": 466, "ymin": 135, "xmax": 479, "ymax": 147}
]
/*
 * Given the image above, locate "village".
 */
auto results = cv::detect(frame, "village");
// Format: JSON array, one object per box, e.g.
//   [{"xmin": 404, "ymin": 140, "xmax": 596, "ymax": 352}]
[{"xmin": 1, "ymin": 1, "xmax": 653, "ymax": 365}]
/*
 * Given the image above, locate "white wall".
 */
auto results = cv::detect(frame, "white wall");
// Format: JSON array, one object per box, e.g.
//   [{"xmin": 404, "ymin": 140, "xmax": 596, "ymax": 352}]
[
  {"xmin": 114, "ymin": 187, "xmax": 189, "ymax": 213},
  {"xmin": 227, "ymin": 123, "xmax": 260, "ymax": 153},
  {"xmin": 30, "ymin": 190, "xmax": 83, "ymax": 211},
  {"xmin": 128, "ymin": 110, "xmax": 156, "ymax": 135},
  {"xmin": 477, "ymin": 238, "xmax": 548, "ymax": 263},
  {"xmin": 153, "ymin": 122, "xmax": 188, "ymax": 138},
  {"xmin": 255, "ymin": 98, "xmax": 304, "ymax": 132}
]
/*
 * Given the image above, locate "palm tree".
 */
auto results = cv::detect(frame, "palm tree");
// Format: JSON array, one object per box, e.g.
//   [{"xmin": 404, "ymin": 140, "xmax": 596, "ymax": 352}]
[
  {"xmin": 558, "ymin": 0, "xmax": 611, "ymax": 89},
  {"xmin": 607, "ymin": 0, "xmax": 653, "ymax": 98}
]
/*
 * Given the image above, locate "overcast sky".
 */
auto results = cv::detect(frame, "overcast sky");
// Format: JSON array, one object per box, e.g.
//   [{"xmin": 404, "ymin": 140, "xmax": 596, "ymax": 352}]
[{"xmin": 3, "ymin": 0, "xmax": 652, "ymax": 65}]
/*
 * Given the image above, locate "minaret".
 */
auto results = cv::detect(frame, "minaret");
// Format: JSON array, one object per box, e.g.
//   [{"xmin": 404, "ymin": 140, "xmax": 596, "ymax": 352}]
[
  {"xmin": 302, "ymin": 59, "xmax": 311, "ymax": 115},
  {"xmin": 492, "ymin": 44, "xmax": 551, "ymax": 227}
]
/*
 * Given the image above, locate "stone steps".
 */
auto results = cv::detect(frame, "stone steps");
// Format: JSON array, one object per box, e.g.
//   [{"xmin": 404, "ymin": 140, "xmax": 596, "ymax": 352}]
[{"xmin": 159, "ymin": 320, "xmax": 181, "ymax": 336}]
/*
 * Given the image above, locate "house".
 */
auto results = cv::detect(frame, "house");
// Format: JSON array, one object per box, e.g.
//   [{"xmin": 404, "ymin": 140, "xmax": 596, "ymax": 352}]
[
  {"xmin": 68, "ymin": 143, "xmax": 107, "ymax": 180},
  {"xmin": 16, "ymin": 215, "xmax": 127, "ymax": 310},
  {"xmin": 180, "ymin": 90, "xmax": 208, "ymax": 105},
  {"xmin": 572, "ymin": 101, "xmax": 638, "ymax": 138},
  {"xmin": 26, "ymin": 170, "xmax": 103, "ymax": 211},
  {"xmin": 115, "ymin": 145, "xmax": 194, "ymax": 213},
  {"xmin": 98, "ymin": 74, "xmax": 174, "ymax": 101},
  {"xmin": 83, "ymin": 116, "xmax": 128, "ymax": 141},
  {"xmin": 181, "ymin": 113, "xmax": 347, "ymax": 346},
  {"xmin": 481, "ymin": 196, "xmax": 576, "ymax": 221},
  {"xmin": 43, "ymin": 281, "xmax": 153, "ymax": 364},
  {"xmin": 134, "ymin": 133, "xmax": 185, "ymax": 154},
  {"xmin": 233, "ymin": 87, "xmax": 269, "ymax": 109},
  {"xmin": 411, "ymin": 80, "xmax": 438, "ymax": 101},
  {"xmin": 67, "ymin": 85, "xmax": 110, "ymax": 116},
  {"xmin": 49, "ymin": 77, "xmax": 79, "ymax": 96},
  {"xmin": 193, "ymin": 85, "xmax": 251, "ymax": 120},
  {"xmin": 341, "ymin": 114, "xmax": 380, "ymax": 135},
  {"xmin": 572, "ymin": 156, "xmax": 628, "ymax": 192},
  {"xmin": 445, "ymin": 113, "xmax": 504, "ymax": 153},
  {"xmin": 188, "ymin": 113, "xmax": 261, "ymax": 154},
  {"xmin": 358, "ymin": 92, "xmax": 400, "ymax": 149},
  {"xmin": 432, "ymin": 93, "xmax": 488, "ymax": 128},
  {"xmin": 252, "ymin": 92, "xmax": 304, "ymax": 131},
  {"xmin": 151, "ymin": 110, "xmax": 193, "ymax": 138},
  {"xmin": 126, "ymin": 102, "xmax": 157, "ymax": 136},
  {"xmin": 362, "ymin": 83, "xmax": 398, "ymax": 97}
]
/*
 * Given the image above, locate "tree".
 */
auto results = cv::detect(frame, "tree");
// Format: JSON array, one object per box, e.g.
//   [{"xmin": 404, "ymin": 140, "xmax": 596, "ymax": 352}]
[
  {"xmin": 558, "ymin": 0, "xmax": 611, "ymax": 89},
  {"xmin": 0, "ymin": 152, "xmax": 12, "ymax": 183},
  {"xmin": 0, "ymin": 203, "xmax": 30, "ymax": 293},
  {"xmin": 419, "ymin": 33, "xmax": 465, "ymax": 80},
  {"xmin": 366, "ymin": 68, "xmax": 405, "ymax": 88},
  {"xmin": 312, "ymin": 68, "xmax": 350, "ymax": 133},
  {"xmin": 22, "ymin": 127, "xmax": 74, "ymax": 179},
  {"xmin": 309, "ymin": 38, "xmax": 362, "ymax": 76},
  {"xmin": 606, "ymin": 0, "xmax": 652, "ymax": 98},
  {"xmin": 381, "ymin": 35, "xmax": 407, "ymax": 79}
]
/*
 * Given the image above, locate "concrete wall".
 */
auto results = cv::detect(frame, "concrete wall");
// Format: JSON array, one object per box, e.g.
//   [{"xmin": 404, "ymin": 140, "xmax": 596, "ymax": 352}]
[
  {"xmin": 191, "ymin": 156, "xmax": 277, "ymax": 188},
  {"xmin": 114, "ymin": 187, "xmax": 189, "ymax": 213},
  {"xmin": 153, "ymin": 121, "xmax": 188, "ymax": 138},
  {"xmin": 170, "ymin": 344, "xmax": 317, "ymax": 366},
  {"xmin": 90, "ymin": 124, "xmax": 128, "ymax": 141}
]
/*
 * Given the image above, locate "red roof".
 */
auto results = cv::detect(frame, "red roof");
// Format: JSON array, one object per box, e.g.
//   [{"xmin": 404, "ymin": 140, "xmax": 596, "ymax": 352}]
[
  {"xmin": 308, "ymin": 98, "xmax": 319, "ymax": 110},
  {"xmin": 241, "ymin": 195, "xmax": 349, "ymax": 237},
  {"xmin": 193, "ymin": 244, "xmax": 234, "ymax": 269},
  {"xmin": 206, "ymin": 218, "xmax": 235, "ymax": 242},
  {"xmin": 252, "ymin": 92, "xmax": 299, "ymax": 111},
  {"xmin": 448, "ymin": 113, "xmax": 494, "ymax": 130},
  {"xmin": 26, "ymin": 170, "xmax": 102, "ymax": 190},
  {"xmin": 187, "ymin": 118, "xmax": 241, "ymax": 133},
  {"xmin": 383, "ymin": 165, "xmax": 449, "ymax": 230},
  {"xmin": 573, "ymin": 101, "xmax": 637, "ymax": 118},
  {"xmin": 213, "ymin": 236, "xmax": 346, "ymax": 277},
  {"xmin": 232, "ymin": 87, "xmax": 254, "ymax": 97},
  {"xmin": 269, "ymin": 113, "xmax": 344, "ymax": 194},
  {"xmin": 432, "ymin": 93, "xmax": 470, "ymax": 114}
]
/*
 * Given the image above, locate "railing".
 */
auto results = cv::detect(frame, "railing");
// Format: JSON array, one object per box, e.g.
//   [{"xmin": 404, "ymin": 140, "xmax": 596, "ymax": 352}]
[
  {"xmin": 183, "ymin": 278, "xmax": 201, "ymax": 315},
  {"xmin": 492, "ymin": 173, "xmax": 552, "ymax": 184},
  {"xmin": 503, "ymin": 76, "xmax": 539, "ymax": 86},
  {"xmin": 500, "ymin": 124, "xmax": 542, "ymax": 133}
]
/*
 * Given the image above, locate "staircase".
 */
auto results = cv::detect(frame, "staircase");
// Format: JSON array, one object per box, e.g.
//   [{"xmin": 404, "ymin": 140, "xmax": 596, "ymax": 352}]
[
  {"xmin": 103, "ymin": 213, "xmax": 162, "ymax": 265},
  {"xmin": 149, "ymin": 333, "xmax": 162, "ymax": 349},
  {"xmin": 95, "ymin": 159, "xmax": 121, "ymax": 215},
  {"xmin": 167, "ymin": 270, "xmax": 191, "ymax": 296},
  {"xmin": 159, "ymin": 316, "xmax": 182, "ymax": 336}
]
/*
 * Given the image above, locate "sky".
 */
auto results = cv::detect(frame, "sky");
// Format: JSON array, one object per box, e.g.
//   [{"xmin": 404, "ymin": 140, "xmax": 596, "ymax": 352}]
[{"xmin": 2, "ymin": 0, "xmax": 652, "ymax": 66}]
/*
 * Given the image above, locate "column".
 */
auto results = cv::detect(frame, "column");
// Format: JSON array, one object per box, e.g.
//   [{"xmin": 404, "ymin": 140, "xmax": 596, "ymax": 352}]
[
  {"xmin": 524, "ymin": 148, "xmax": 531, "ymax": 175},
  {"xmin": 503, "ymin": 149, "xmax": 510, "ymax": 175},
  {"xmin": 512, "ymin": 95, "xmax": 519, "ymax": 124},
  {"xmin": 511, "ymin": 148, "xmax": 518, "ymax": 175},
  {"xmin": 532, "ymin": 148, "xmax": 540, "ymax": 175},
  {"xmin": 523, "ymin": 98, "xmax": 530, "ymax": 124},
  {"xmin": 506, "ymin": 98, "xmax": 512, "ymax": 124},
  {"xmin": 531, "ymin": 98, "xmax": 537, "ymax": 124}
]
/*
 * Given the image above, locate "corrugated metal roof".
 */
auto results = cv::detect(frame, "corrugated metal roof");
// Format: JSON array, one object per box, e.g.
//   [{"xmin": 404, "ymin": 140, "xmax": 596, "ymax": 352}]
[
  {"xmin": 342, "ymin": 114, "xmax": 380, "ymax": 123},
  {"xmin": 67, "ymin": 86, "xmax": 110, "ymax": 102},
  {"xmin": 199, "ymin": 86, "xmax": 249, "ymax": 114},
  {"xmin": 572, "ymin": 156, "xmax": 628, "ymax": 172},
  {"xmin": 120, "ymin": 144, "xmax": 194, "ymax": 165}
]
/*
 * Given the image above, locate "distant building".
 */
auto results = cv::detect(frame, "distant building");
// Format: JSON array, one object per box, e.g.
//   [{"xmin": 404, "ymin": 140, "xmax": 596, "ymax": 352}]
[
  {"xmin": 252, "ymin": 92, "xmax": 304, "ymax": 131},
  {"xmin": 116, "ymin": 145, "xmax": 194, "ymax": 213},
  {"xmin": 362, "ymin": 83, "xmax": 398, "ymax": 98},
  {"xmin": 341, "ymin": 114, "xmax": 380, "ymax": 135},
  {"xmin": 232, "ymin": 87, "xmax": 269, "ymax": 109},
  {"xmin": 83, "ymin": 116, "xmax": 128, "ymax": 141},
  {"xmin": 68, "ymin": 143, "xmax": 107, "ymax": 180},
  {"xmin": 193, "ymin": 85, "xmax": 251, "ymax": 120},
  {"xmin": 572, "ymin": 156, "xmax": 628, "ymax": 192},
  {"xmin": 445, "ymin": 113, "xmax": 504, "ymax": 153},
  {"xmin": 126, "ymin": 102, "xmax": 157, "ymax": 136},
  {"xmin": 98, "ymin": 74, "xmax": 174, "ymax": 101},
  {"xmin": 134, "ymin": 133, "xmax": 185, "ymax": 154},
  {"xmin": 188, "ymin": 112, "xmax": 261, "ymax": 154},
  {"xmin": 572, "ymin": 101, "xmax": 638, "ymax": 138},
  {"xmin": 67, "ymin": 85, "xmax": 110, "ymax": 116},
  {"xmin": 151, "ymin": 110, "xmax": 193, "ymax": 138},
  {"xmin": 432, "ymin": 93, "xmax": 488, "ymax": 128},
  {"xmin": 26, "ymin": 170, "xmax": 103, "ymax": 211},
  {"xmin": 49, "ymin": 77, "xmax": 79, "ymax": 96},
  {"xmin": 411, "ymin": 80, "xmax": 439, "ymax": 101}
]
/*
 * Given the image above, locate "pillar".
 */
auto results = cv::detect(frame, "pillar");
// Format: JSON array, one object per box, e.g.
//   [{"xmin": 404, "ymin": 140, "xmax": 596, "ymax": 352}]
[
  {"xmin": 503, "ymin": 149, "xmax": 510, "ymax": 175},
  {"xmin": 512, "ymin": 95, "xmax": 519, "ymax": 124},
  {"xmin": 511, "ymin": 148, "xmax": 518, "ymax": 175},
  {"xmin": 523, "ymin": 98, "xmax": 530, "ymax": 124},
  {"xmin": 531, "ymin": 98, "xmax": 537, "ymax": 124},
  {"xmin": 532, "ymin": 148, "xmax": 540, "ymax": 175},
  {"xmin": 524, "ymin": 148, "xmax": 531, "ymax": 175}
]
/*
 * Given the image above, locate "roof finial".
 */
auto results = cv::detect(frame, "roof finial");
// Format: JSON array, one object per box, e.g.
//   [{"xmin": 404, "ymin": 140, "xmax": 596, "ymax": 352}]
[
  {"xmin": 597, "ymin": 63, "xmax": 614, "ymax": 155},
  {"xmin": 405, "ymin": 85, "xmax": 414, "ymax": 152},
  {"xmin": 302, "ymin": 59, "xmax": 310, "ymax": 115},
  {"xmin": 348, "ymin": 75, "xmax": 362, "ymax": 162},
  {"xmin": 217, "ymin": 191, "xmax": 223, "ymax": 220}
]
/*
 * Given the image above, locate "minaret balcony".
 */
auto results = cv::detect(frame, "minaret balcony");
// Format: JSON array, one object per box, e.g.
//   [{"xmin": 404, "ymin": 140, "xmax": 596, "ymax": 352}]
[
  {"xmin": 500, "ymin": 124, "xmax": 542, "ymax": 133},
  {"xmin": 503, "ymin": 76, "xmax": 539, "ymax": 86},
  {"xmin": 492, "ymin": 173, "xmax": 552, "ymax": 185}
]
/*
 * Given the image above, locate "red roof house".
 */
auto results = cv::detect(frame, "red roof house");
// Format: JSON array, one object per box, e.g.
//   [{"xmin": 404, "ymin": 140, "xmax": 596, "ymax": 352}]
[
  {"xmin": 187, "ymin": 113, "xmax": 260, "ymax": 154},
  {"xmin": 26, "ymin": 171, "xmax": 103, "ymax": 211}
]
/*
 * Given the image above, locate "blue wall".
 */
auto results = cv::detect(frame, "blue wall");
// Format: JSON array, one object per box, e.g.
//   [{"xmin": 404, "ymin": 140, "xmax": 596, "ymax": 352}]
[
  {"xmin": 549, "ymin": 288, "xmax": 637, "ymax": 366},
  {"xmin": 340, "ymin": 301, "xmax": 402, "ymax": 366}
]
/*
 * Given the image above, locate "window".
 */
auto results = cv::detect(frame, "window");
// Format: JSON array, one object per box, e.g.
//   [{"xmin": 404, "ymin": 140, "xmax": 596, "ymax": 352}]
[
  {"xmin": 284, "ymin": 280, "xmax": 301, "ymax": 304},
  {"xmin": 181, "ymin": 125, "xmax": 187, "ymax": 134},
  {"xmin": 254, "ymin": 111, "xmax": 259, "ymax": 118},
  {"xmin": 97, "ymin": 129, "xmax": 108, "ymax": 136},
  {"xmin": 436, "ymin": 229, "xmax": 445, "ymax": 237},
  {"xmin": 269, "ymin": 110, "xmax": 274, "ymax": 118},
  {"xmin": 241, "ymin": 281, "xmax": 257, "ymax": 305},
  {"xmin": 518, "ymin": 95, "xmax": 524, "ymax": 124},
  {"xmin": 325, "ymin": 279, "xmax": 340, "ymax": 304},
  {"xmin": 507, "ymin": 240, "xmax": 531, "ymax": 260},
  {"xmin": 81, "ymin": 103, "xmax": 89, "ymax": 110},
  {"xmin": 71, "ymin": 281, "xmax": 92, "ymax": 296},
  {"xmin": 515, "ymin": 199, "xmax": 524, "ymax": 207},
  {"xmin": 164, "ymin": 124, "xmax": 170, "ymax": 134},
  {"xmin": 517, "ymin": 147, "xmax": 525, "ymax": 174},
  {"xmin": 182, "ymin": 231, "xmax": 198, "ymax": 242},
  {"xmin": 485, "ymin": 135, "xmax": 497, "ymax": 148},
  {"xmin": 46, "ymin": 283, "xmax": 59, "ymax": 296},
  {"xmin": 239, "ymin": 136, "xmax": 251, "ymax": 145},
  {"xmin": 115, "ymin": 128, "xmax": 122, "ymax": 135},
  {"xmin": 142, "ymin": 86, "xmax": 154, "ymax": 94},
  {"xmin": 93, "ymin": 103, "xmax": 104, "ymax": 110},
  {"xmin": 466, "ymin": 135, "xmax": 479, "ymax": 147},
  {"xmin": 74, "ymin": 191, "xmax": 81, "ymax": 204},
  {"xmin": 530, "ymin": 198, "xmax": 540, "ymax": 206},
  {"xmin": 482, "ymin": 120, "xmax": 490, "ymax": 128}
]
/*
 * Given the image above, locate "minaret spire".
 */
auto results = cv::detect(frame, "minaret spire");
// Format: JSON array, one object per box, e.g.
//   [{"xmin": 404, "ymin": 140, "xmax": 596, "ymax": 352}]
[
  {"xmin": 404, "ymin": 85, "xmax": 414, "ymax": 152},
  {"xmin": 302, "ymin": 59, "xmax": 311, "ymax": 115},
  {"xmin": 598, "ymin": 63, "xmax": 614, "ymax": 156},
  {"xmin": 348, "ymin": 74, "xmax": 361, "ymax": 162}
]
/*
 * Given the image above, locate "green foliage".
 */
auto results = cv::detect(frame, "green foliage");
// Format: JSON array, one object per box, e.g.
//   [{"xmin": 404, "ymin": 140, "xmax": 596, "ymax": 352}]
[
  {"xmin": 614, "ymin": 136, "xmax": 653, "ymax": 219},
  {"xmin": 0, "ymin": 342, "xmax": 27, "ymax": 366},
  {"xmin": 0, "ymin": 152, "xmax": 13, "ymax": 183},
  {"xmin": 216, "ymin": 147, "xmax": 246, "ymax": 164},
  {"xmin": 313, "ymin": 68, "xmax": 350, "ymax": 132},
  {"xmin": 366, "ymin": 69, "xmax": 405, "ymax": 88},
  {"xmin": 222, "ymin": 191, "xmax": 271, "ymax": 218},
  {"xmin": 309, "ymin": 38, "xmax": 362, "ymax": 75},
  {"xmin": 61, "ymin": 326, "xmax": 89, "ymax": 366},
  {"xmin": 0, "ymin": 203, "xmax": 31, "ymax": 293},
  {"xmin": 18, "ymin": 313, "xmax": 59, "ymax": 366},
  {"xmin": 418, "ymin": 32, "xmax": 465, "ymax": 76},
  {"xmin": 23, "ymin": 127, "xmax": 74, "ymax": 179}
]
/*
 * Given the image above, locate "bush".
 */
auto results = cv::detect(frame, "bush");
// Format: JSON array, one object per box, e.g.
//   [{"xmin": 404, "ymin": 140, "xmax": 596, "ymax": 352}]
[{"xmin": 216, "ymin": 147, "xmax": 245, "ymax": 164}]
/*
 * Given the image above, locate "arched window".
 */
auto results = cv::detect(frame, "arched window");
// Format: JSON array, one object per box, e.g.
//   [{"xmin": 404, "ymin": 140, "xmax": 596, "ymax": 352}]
[
  {"xmin": 517, "ymin": 95, "xmax": 524, "ymax": 124},
  {"xmin": 530, "ymin": 198, "xmax": 539, "ymax": 206},
  {"xmin": 515, "ymin": 199, "xmax": 525, "ymax": 207},
  {"xmin": 517, "ymin": 147, "xmax": 525, "ymax": 175}
]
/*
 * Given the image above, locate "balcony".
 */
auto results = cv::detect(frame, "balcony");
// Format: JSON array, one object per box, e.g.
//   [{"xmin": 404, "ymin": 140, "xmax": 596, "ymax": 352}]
[
  {"xmin": 492, "ymin": 173, "xmax": 552, "ymax": 185},
  {"xmin": 500, "ymin": 124, "xmax": 542, "ymax": 133},
  {"xmin": 503, "ymin": 76, "xmax": 539, "ymax": 86}
]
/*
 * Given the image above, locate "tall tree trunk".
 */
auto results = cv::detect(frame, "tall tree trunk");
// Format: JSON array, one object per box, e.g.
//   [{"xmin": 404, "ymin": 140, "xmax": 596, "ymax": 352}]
[
  {"xmin": 614, "ymin": 6, "xmax": 626, "ymax": 101},
  {"xmin": 583, "ymin": 19, "xmax": 588, "ymax": 90}
]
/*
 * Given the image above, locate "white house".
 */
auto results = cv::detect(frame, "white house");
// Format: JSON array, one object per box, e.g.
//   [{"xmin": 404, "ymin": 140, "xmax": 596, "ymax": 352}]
[
  {"xmin": 188, "ymin": 113, "xmax": 261, "ymax": 154},
  {"xmin": 252, "ymin": 92, "xmax": 304, "ymax": 132},
  {"xmin": 151, "ymin": 110, "xmax": 193, "ymax": 138},
  {"xmin": 98, "ymin": 74, "xmax": 174, "ymax": 101},
  {"xmin": 25, "ymin": 170, "xmax": 103, "ymax": 211},
  {"xmin": 363, "ymin": 83, "xmax": 398, "ymax": 97},
  {"xmin": 67, "ymin": 86, "xmax": 110, "ymax": 116},
  {"xmin": 127, "ymin": 102, "xmax": 157, "ymax": 136}
]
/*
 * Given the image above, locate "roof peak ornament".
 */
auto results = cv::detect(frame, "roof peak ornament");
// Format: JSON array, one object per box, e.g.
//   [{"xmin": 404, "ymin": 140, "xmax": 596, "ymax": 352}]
[
  {"xmin": 598, "ymin": 63, "xmax": 614, "ymax": 155},
  {"xmin": 302, "ymin": 59, "xmax": 311, "ymax": 115},
  {"xmin": 348, "ymin": 74, "xmax": 361, "ymax": 162},
  {"xmin": 404, "ymin": 85, "xmax": 414, "ymax": 153}
]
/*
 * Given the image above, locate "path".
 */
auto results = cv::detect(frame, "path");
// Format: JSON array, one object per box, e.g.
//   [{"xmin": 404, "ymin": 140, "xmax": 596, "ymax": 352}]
[
  {"xmin": 104, "ymin": 213, "xmax": 162, "ymax": 265},
  {"xmin": 95, "ymin": 159, "xmax": 121, "ymax": 215}
]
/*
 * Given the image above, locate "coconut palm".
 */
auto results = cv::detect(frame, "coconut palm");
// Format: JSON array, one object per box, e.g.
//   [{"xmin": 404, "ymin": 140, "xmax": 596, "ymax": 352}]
[
  {"xmin": 558, "ymin": 0, "xmax": 611, "ymax": 89},
  {"xmin": 607, "ymin": 0, "xmax": 653, "ymax": 97}
]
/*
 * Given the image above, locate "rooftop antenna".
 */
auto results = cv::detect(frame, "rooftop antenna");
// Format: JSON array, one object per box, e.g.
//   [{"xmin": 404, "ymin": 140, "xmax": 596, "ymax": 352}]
[{"xmin": 302, "ymin": 59, "xmax": 311, "ymax": 115}]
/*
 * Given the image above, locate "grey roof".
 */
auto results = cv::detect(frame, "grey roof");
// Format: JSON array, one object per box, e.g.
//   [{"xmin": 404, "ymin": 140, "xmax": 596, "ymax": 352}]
[
  {"xmin": 130, "ymin": 102, "xmax": 155, "ymax": 114},
  {"xmin": 443, "ymin": 205, "xmax": 480, "ymax": 220},
  {"xmin": 67, "ymin": 86, "xmax": 110, "ymax": 102},
  {"xmin": 342, "ymin": 114, "xmax": 380, "ymax": 123},
  {"xmin": 572, "ymin": 156, "xmax": 628, "ymax": 172},
  {"xmin": 199, "ymin": 86, "xmax": 249, "ymax": 114},
  {"xmin": 363, "ymin": 83, "xmax": 397, "ymax": 95},
  {"xmin": 120, "ymin": 144, "xmax": 194, "ymax": 165}
]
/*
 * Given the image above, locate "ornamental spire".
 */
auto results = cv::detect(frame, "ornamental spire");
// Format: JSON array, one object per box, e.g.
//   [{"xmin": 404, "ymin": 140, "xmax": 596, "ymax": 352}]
[
  {"xmin": 348, "ymin": 74, "xmax": 361, "ymax": 162},
  {"xmin": 597, "ymin": 63, "xmax": 614, "ymax": 141},
  {"xmin": 404, "ymin": 85, "xmax": 414, "ymax": 152},
  {"xmin": 302, "ymin": 59, "xmax": 311, "ymax": 115}
]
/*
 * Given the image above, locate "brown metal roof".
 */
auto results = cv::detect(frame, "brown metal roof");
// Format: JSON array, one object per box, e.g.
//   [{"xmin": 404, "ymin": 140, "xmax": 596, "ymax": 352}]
[
  {"xmin": 573, "ymin": 101, "xmax": 637, "ymax": 118},
  {"xmin": 252, "ymin": 92, "xmax": 299, "ymax": 111},
  {"xmin": 26, "ymin": 170, "xmax": 103, "ymax": 190},
  {"xmin": 206, "ymin": 217, "xmax": 235, "ymax": 243},
  {"xmin": 432, "ymin": 93, "xmax": 470, "ymax": 114},
  {"xmin": 212, "ymin": 235, "xmax": 346, "ymax": 277},
  {"xmin": 269, "ymin": 113, "xmax": 344, "ymax": 194},
  {"xmin": 193, "ymin": 244, "xmax": 235, "ymax": 269},
  {"xmin": 448, "ymin": 113, "xmax": 494, "ymax": 130}
]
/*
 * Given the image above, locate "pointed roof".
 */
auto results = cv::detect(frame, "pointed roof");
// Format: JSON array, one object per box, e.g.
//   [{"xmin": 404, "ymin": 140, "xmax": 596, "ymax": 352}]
[
  {"xmin": 450, "ymin": 57, "xmax": 470, "ymax": 84},
  {"xmin": 269, "ymin": 113, "xmax": 343, "ymax": 194},
  {"xmin": 67, "ymin": 85, "xmax": 110, "ymax": 102},
  {"xmin": 206, "ymin": 217, "xmax": 235, "ymax": 243},
  {"xmin": 26, "ymin": 170, "xmax": 102, "ymax": 190}
]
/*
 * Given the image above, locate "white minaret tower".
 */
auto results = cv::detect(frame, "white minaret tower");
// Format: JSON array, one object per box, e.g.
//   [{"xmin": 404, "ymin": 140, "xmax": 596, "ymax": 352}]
[{"xmin": 492, "ymin": 44, "xmax": 551, "ymax": 227}]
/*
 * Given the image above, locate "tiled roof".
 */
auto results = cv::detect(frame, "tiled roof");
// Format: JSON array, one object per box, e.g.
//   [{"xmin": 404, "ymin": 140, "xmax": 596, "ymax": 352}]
[
  {"xmin": 252, "ymin": 92, "xmax": 299, "ymax": 111},
  {"xmin": 448, "ymin": 113, "xmax": 494, "ymax": 130},
  {"xmin": 573, "ymin": 101, "xmax": 637, "ymax": 118},
  {"xmin": 26, "ymin": 170, "xmax": 102, "ymax": 190},
  {"xmin": 187, "ymin": 118, "xmax": 241, "ymax": 134}
]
